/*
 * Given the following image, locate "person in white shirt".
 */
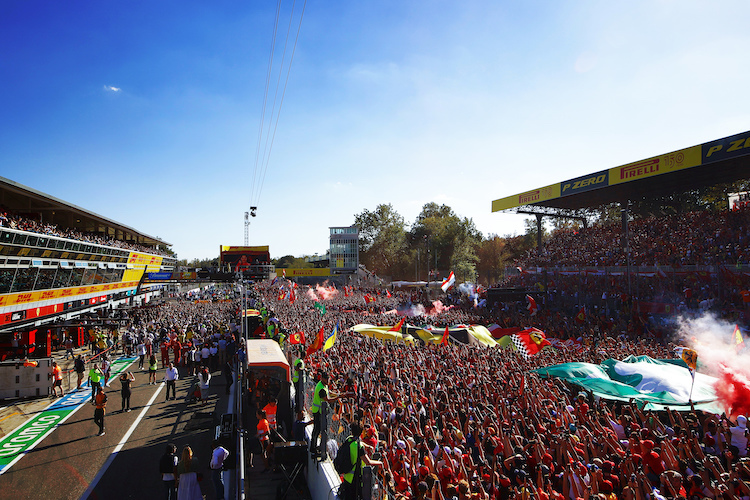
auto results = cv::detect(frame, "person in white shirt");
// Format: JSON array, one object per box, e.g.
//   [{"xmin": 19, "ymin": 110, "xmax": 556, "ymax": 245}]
[
  {"xmin": 164, "ymin": 362, "xmax": 179, "ymax": 401},
  {"xmin": 210, "ymin": 440, "xmax": 230, "ymax": 500},
  {"xmin": 137, "ymin": 341, "xmax": 147, "ymax": 369},
  {"xmin": 198, "ymin": 367, "xmax": 211, "ymax": 405},
  {"xmin": 201, "ymin": 345, "xmax": 210, "ymax": 368},
  {"xmin": 730, "ymin": 415, "xmax": 749, "ymax": 457}
]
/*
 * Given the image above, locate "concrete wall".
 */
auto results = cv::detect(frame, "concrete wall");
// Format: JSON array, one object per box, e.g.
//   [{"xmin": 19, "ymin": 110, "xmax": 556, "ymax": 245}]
[
  {"xmin": 305, "ymin": 426, "xmax": 341, "ymax": 500},
  {"xmin": 0, "ymin": 358, "xmax": 53, "ymax": 399}
]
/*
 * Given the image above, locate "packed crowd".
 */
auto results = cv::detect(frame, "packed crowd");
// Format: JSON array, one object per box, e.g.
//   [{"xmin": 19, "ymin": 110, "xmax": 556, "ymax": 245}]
[
  {"xmin": 513, "ymin": 207, "xmax": 750, "ymax": 269},
  {"xmin": 0, "ymin": 208, "xmax": 171, "ymax": 257},
  {"xmin": 251, "ymin": 271, "xmax": 748, "ymax": 500}
]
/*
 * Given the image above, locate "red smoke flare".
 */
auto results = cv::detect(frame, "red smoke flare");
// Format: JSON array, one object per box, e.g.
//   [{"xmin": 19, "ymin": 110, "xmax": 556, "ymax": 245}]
[{"xmin": 715, "ymin": 365, "xmax": 750, "ymax": 418}]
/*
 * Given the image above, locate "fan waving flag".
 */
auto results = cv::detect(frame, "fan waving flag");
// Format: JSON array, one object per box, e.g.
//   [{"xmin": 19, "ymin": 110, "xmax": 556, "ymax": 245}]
[
  {"xmin": 389, "ymin": 317, "xmax": 406, "ymax": 333},
  {"xmin": 575, "ymin": 306, "xmax": 586, "ymax": 324},
  {"xmin": 441, "ymin": 271, "xmax": 456, "ymax": 292},
  {"xmin": 313, "ymin": 301, "xmax": 326, "ymax": 316},
  {"xmin": 510, "ymin": 328, "xmax": 551, "ymax": 359},
  {"xmin": 735, "ymin": 325, "xmax": 745, "ymax": 353},
  {"xmin": 675, "ymin": 347, "xmax": 698, "ymax": 375},
  {"xmin": 526, "ymin": 295, "xmax": 537, "ymax": 316},
  {"xmin": 323, "ymin": 323, "xmax": 339, "ymax": 351},
  {"xmin": 289, "ymin": 331, "xmax": 305, "ymax": 345},
  {"xmin": 440, "ymin": 326, "xmax": 450, "ymax": 345},
  {"xmin": 306, "ymin": 327, "xmax": 324, "ymax": 356}
]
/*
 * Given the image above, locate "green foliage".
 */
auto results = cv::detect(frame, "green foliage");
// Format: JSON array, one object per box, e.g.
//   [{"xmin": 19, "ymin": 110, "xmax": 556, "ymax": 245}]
[
  {"xmin": 353, "ymin": 204, "xmax": 409, "ymax": 277},
  {"xmin": 409, "ymin": 203, "xmax": 482, "ymax": 275},
  {"xmin": 177, "ymin": 256, "xmax": 219, "ymax": 268},
  {"xmin": 477, "ymin": 235, "xmax": 511, "ymax": 285}
]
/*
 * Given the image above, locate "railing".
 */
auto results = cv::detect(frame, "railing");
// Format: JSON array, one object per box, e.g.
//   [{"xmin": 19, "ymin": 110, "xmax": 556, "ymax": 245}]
[{"xmin": 302, "ymin": 375, "xmax": 396, "ymax": 500}]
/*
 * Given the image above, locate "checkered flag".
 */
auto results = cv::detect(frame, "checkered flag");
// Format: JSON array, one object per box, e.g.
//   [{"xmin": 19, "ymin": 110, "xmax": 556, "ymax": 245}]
[{"xmin": 511, "ymin": 334, "xmax": 531, "ymax": 359}]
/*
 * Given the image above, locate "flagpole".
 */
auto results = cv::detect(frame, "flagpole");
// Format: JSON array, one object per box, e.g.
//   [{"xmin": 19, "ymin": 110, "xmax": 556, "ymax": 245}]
[{"xmin": 688, "ymin": 371, "xmax": 695, "ymax": 404}]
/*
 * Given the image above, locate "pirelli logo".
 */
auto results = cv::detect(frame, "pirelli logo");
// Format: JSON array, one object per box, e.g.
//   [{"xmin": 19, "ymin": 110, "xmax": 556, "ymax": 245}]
[
  {"xmin": 519, "ymin": 190, "xmax": 540, "ymax": 204},
  {"xmin": 619, "ymin": 158, "xmax": 659, "ymax": 180}
]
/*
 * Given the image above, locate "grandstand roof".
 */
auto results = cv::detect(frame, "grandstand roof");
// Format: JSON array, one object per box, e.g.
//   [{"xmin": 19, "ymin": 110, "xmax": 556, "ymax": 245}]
[
  {"xmin": 0, "ymin": 176, "xmax": 171, "ymax": 247},
  {"xmin": 492, "ymin": 130, "xmax": 750, "ymax": 213}
]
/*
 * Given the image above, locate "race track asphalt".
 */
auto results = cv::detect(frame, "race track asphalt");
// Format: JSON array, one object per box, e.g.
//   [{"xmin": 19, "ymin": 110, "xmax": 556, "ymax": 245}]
[{"xmin": 0, "ymin": 357, "xmax": 230, "ymax": 500}]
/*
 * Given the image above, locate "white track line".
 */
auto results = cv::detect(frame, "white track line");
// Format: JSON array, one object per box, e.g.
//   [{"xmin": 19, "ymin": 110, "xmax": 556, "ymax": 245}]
[
  {"xmin": 0, "ymin": 357, "xmax": 137, "ymax": 476},
  {"xmin": 79, "ymin": 382, "xmax": 165, "ymax": 500}
]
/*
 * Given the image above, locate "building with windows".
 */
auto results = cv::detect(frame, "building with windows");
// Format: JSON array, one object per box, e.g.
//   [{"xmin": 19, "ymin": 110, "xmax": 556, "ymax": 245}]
[
  {"xmin": 0, "ymin": 176, "xmax": 176, "ymax": 339},
  {"xmin": 329, "ymin": 226, "xmax": 359, "ymax": 274}
]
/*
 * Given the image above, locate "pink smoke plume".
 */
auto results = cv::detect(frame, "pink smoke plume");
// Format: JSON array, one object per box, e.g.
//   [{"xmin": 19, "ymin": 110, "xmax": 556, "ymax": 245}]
[
  {"xmin": 431, "ymin": 300, "xmax": 454, "ymax": 314},
  {"xmin": 315, "ymin": 284, "xmax": 338, "ymax": 300},
  {"xmin": 305, "ymin": 284, "xmax": 339, "ymax": 301},
  {"xmin": 714, "ymin": 365, "xmax": 750, "ymax": 418},
  {"xmin": 395, "ymin": 300, "xmax": 455, "ymax": 317}
]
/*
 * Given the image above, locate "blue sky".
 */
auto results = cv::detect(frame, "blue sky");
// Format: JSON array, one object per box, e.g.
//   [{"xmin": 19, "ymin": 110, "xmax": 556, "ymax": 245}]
[{"xmin": 1, "ymin": 1, "xmax": 749, "ymax": 261}]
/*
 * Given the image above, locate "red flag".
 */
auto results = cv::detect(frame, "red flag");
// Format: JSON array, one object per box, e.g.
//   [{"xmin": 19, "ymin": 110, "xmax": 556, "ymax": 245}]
[
  {"xmin": 364, "ymin": 294, "xmax": 374, "ymax": 304},
  {"xmin": 518, "ymin": 373, "xmax": 525, "ymax": 396},
  {"xmin": 575, "ymin": 307, "xmax": 586, "ymax": 324},
  {"xmin": 511, "ymin": 328, "xmax": 552, "ymax": 359},
  {"xmin": 526, "ymin": 295, "xmax": 537, "ymax": 316},
  {"xmin": 289, "ymin": 288, "xmax": 296, "ymax": 304},
  {"xmin": 440, "ymin": 326, "xmax": 450, "ymax": 345},
  {"xmin": 306, "ymin": 327, "xmax": 325, "ymax": 356},
  {"xmin": 386, "ymin": 290, "xmax": 392, "ymax": 298},
  {"xmin": 344, "ymin": 287, "xmax": 349, "ymax": 297},
  {"xmin": 289, "ymin": 331, "xmax": 305, "ymax": 345},
  {"xmin": 389, "ymin": 317, "xmax": 406, "ymax": 332}
]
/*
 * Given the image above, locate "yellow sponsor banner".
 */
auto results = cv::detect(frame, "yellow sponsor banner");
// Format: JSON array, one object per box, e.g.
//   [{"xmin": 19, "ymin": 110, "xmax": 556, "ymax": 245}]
[
  {"xmin": 279, "ymin": 268, "xmax": 331, "ymax": 277},
  {"xmin": 491, "ymin": 183, "xmax": 562, "ymax": 212},
  {"xmin": 126, "ymin": 251, "xmax": 164, "ymax": 273},
  {"xmin": 608, "ymin": 145, "xmax": 702, "ymax": 185},
  {"xmin": 0, "ymin": 281, "xmax": 140, "ymax": 308}
]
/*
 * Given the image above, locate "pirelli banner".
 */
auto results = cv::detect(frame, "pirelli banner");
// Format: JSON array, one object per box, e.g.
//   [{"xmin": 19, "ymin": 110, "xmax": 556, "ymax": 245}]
[
  {"xmin": 278, "ymin": 268, "xmax": 331, "ymax": 277},
  {"xmin": 492, "ymin": 130, "xmax": 750, "ymax": 212}
]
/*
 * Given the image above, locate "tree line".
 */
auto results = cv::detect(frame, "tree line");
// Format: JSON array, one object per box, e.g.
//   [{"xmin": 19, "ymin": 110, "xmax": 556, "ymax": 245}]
[{"xmin": 176, "ymin": 179, "xmax": 749, "ymax": 284}]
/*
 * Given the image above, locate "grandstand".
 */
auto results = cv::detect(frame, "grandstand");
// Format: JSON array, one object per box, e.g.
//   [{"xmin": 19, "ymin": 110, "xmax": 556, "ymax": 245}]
[
  {"xmin": 490, "ymin": 130, "xmax": 750, "ymax": 318},
  {"xmin": 0, "ymin": 176, "xmax": 177, "ymax": 353}
]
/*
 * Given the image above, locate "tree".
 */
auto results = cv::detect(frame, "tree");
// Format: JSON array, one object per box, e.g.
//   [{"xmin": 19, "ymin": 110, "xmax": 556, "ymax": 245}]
[
  {"xmin": 476, "ymin": 235, "xmax": 509, "ymax": 286},
  {"xmin": 177, "ymin": 256, "xmax": 219, "ymax": 269},
  {"xmin": 451, "ymin": 238, "xmax": 479, "ymax": 284},
  {"xmin": 353, "ymin": 204, "xmax": 409, "ymax": 278},
  {"xmin": 523, "ymin": 217, "xmax": 549, "ymax": 250},
  {"xmin": 409, "ymin": 203, "xmax": 482, "ymax": 277},
  {"xmin": 273, "ymin": 255, "xmax": 312, "ymax": 268}
]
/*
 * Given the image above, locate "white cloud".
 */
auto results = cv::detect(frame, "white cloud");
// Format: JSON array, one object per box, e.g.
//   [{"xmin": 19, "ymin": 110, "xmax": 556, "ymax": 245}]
[{"xmin": 103, "ymin": 85, "xmax": 121, "ymax": 92}]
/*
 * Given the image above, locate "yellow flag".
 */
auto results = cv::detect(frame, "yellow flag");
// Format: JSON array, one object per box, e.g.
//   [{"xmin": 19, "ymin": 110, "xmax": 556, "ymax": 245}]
[{"xmin": 323, "ymin": 323, "xmax": 339, "ymax": 351}]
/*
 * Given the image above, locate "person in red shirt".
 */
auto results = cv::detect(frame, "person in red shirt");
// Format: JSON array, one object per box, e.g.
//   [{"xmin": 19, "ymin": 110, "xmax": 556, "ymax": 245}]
[
  {"xmin": 262, "ymin": 397, "xmax": 278, "ymax": 430},
  {"xmin": 640, "ymin": 440, "xmax": 665, "ymax": 486},
  {"xmin": 51, "ymin": 361, "xmax": 64, "ymax": 397},
  {"xmin": 160, "ymin": 341, "xmax": 170, "ymax": 369},
  {"xmin": 574, "ymin": 392, "xmax": 590, "ymax": 425},
  {"xmin": 256, "ymin": 409, "xmax": 272, "ymax": 472}
]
